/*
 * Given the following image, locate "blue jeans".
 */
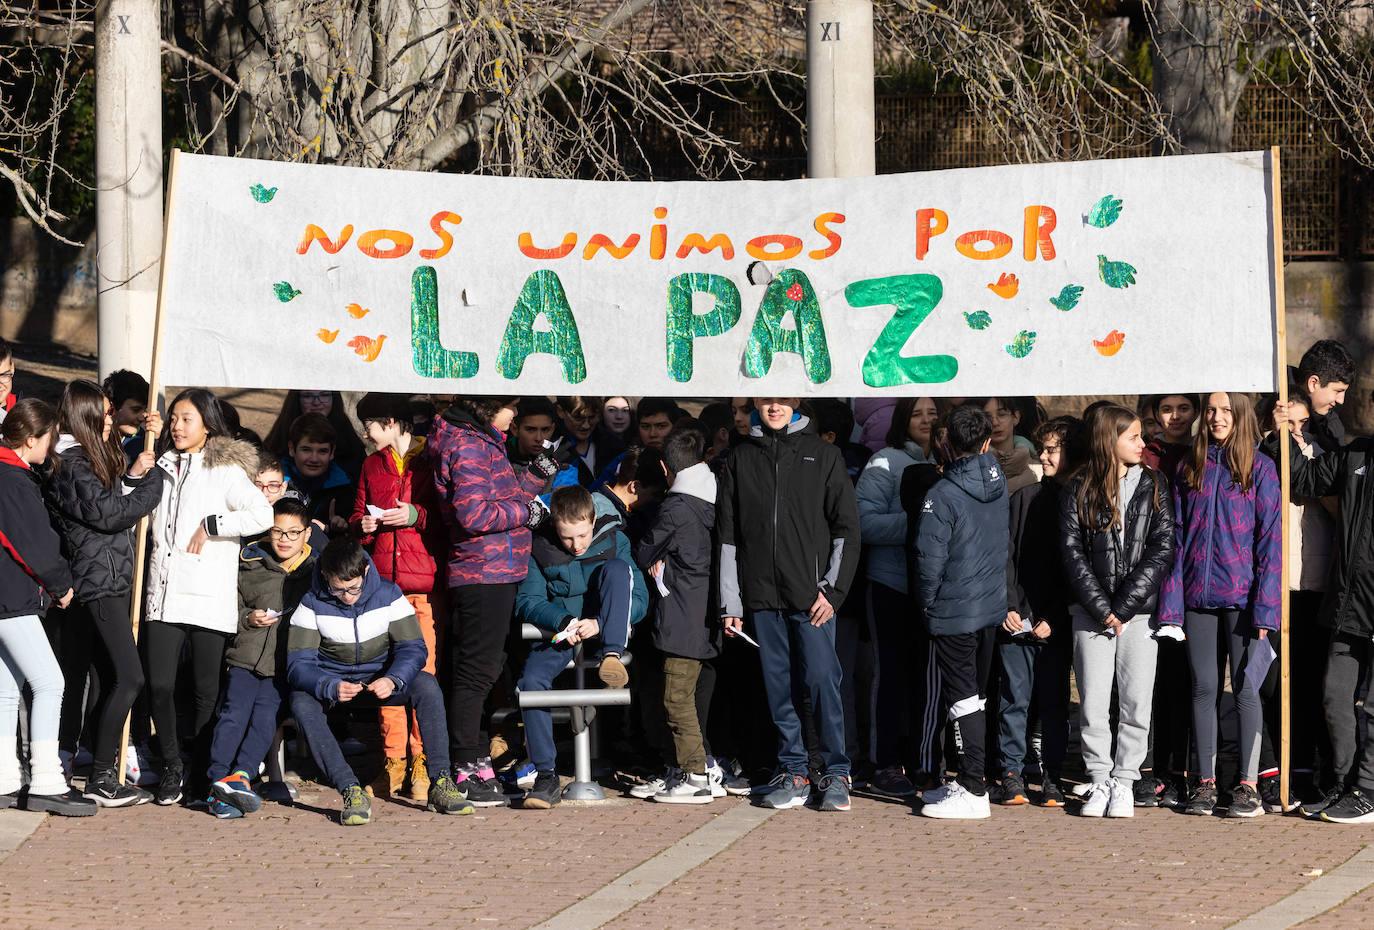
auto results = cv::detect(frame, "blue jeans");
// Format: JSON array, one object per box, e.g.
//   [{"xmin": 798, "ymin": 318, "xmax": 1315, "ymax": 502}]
[
  {"xmin": 518, "ymin": 559, "xmax": 633, "ymax": 773},
  {"xmin": 289, "ymin": 670, "xmax": 451, "ymax": 791},
  {"xmin": 996, "ymin": 633, "xmax": 1071, "ymax": 777},
  {"xmin": 751, "ymin": 609, "xmax": 850, "ymax": 778},
  {"xmin": 207, "ymin": 666, "xmax": 283, "ymax": 784}
]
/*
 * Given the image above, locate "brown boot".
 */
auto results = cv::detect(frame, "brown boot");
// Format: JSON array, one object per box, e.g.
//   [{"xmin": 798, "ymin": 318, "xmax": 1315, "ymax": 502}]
[
  {"xmin": 406, "ymin": 753, "xmax": 430, "ymax": 802},
  {"xmin": 367, "ymin": 757, "xmax": 406, "ymax": 799},
  {"xmin": 598, "ymin": 654, "xmax": 629, "ymax": 689}
]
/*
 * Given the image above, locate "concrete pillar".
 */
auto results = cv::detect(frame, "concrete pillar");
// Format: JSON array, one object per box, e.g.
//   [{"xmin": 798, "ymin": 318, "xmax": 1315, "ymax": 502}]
[
  {"xmin": 806, "ymin": 0, "xmax": 876, "ymax": 179},
  {"xmin": 96, "ymin": 0, "xmax": 163, "ymax": 382}
]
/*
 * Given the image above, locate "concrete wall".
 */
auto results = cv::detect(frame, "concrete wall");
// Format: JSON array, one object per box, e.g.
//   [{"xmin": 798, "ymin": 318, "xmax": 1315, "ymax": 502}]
[
  {"xmin": 0, "ymin": 218, "xmax": 97, "ymax": 356},
  {"xmin": 1285, "ymin": 261, "xmax": 1374, "ymax": 431}
]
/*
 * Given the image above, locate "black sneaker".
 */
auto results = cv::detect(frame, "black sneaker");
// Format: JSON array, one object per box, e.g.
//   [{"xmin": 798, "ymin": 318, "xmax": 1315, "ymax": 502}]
[
  {"xmin": 1320, "ymin": 787, "xmax": 1374, "ymax": 824},
  {"xmin": 1297, "ymin": 784, "xmax": 1346, "ymax": 819},
  {"xmin": 427, "ymin": 774, "xmax": 476, "ymax": 815},
  {"xmin": 84, "ymin": 768, "xmax": 152, "ymax": 808},
  {"xmin": 457, "ymin": 770, "xmax": 508, "ymax": 808},
  {"xmin": 998, "ymin": 771, "xmax": 1028, "ymax": 805},
  {"xmin": 522, "ymin": 771, "xmax": 562, "ymax": 809},
  {"xmin": 1185, "ymin": 782, "xmax": 1217, "ymax": 816},
  {"xmin": 1133, "ymin": 775, "xmax": 1160, "ymax": 808},
  {"xmin": 1258, "ymin": 773, "xmax": 1283, "ymax": 813},
  {"xmin": 1158, "ymin": 775, "xmax": 1183, "ymax": 810},
  {"xmin": 154, "ymin": 763, "xmax": 184, "ymax": 806},
  {"xmin": 1038, "ymin": 779, "xmax": 1065, "ymax": 808},
  {"xmin": 1227, "ymin": 783, "xmax": 1264, "ymax": 818},
  {"xmin": 22, "ymin": 788, "xmax": 98, "ymax": 817}
]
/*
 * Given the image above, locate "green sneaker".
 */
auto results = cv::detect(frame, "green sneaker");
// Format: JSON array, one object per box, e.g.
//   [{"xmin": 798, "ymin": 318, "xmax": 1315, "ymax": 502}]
[
  {"xmin": 427, "ymin": 773, "xmax": 475, "ymax": 815},
  {"xmin": 341, "ymin": 785, "xmax": 371, "ymax": 826}
]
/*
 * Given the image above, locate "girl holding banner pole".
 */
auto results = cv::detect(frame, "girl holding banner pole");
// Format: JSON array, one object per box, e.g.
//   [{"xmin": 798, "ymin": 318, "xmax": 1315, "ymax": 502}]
[
  {"xmin": 143, "ymin": 389, "xmax": 273, "ymax": 806},
  {"xmin": 44, "ymin": 380, "xmax": 165, "ymax": 806},
  {"xmin": 1158, "ymin": 391, "xmax": 1282, "ymax": 819},
  {"xmin": 1059, "ymin": 405, "xmax": 1175, "ymax": 818}
]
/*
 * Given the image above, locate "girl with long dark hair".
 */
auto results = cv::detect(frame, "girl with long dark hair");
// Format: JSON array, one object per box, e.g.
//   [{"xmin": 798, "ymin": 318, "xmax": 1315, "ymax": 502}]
[
  {"xmin": 44, "ymin": 380, "xmax": 164, "ymax": 805},
  {"xmin": 144, "ymin": 388, "xmax": 272, "ymax": 805}
]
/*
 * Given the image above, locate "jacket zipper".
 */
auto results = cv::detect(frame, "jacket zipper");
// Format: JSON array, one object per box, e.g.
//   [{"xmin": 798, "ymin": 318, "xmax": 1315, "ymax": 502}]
[
  {"xmin": 1202, "ymin": 460, "xmax": 1218, "ymax": 605},
  {"xmin": 771, "ymin": 433, "xmax": 780, "ymax": 598},
  {"xmin": 158, "ymin": 455, "xmax": 193, "ymax": 618}
]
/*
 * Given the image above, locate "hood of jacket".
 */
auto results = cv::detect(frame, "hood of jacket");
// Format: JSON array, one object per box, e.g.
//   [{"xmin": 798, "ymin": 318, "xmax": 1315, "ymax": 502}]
[
  {"xmin": 281, "ymin": 456, "xmax": 351, "ymax": 490},
  {"xmin": 748, "ymin": 412, "xmax": 815, "ymax": 442},
  {"xmin": 160, "ymin": 435, "xmax": 260, "ymax": 480},
  {"xmin": 442, "ymin": 401, "xmax": 504, "ymax": 447},
  {"xmin": 531, "ymin": 512, "xmax": 623, "ymax": 569},
  {"xmin": 55, "ymin": 433, "xmax": 80, "ymax": 455},
  {"xmin": 669, "ymin": 462, "xmax": 716, "ymax": 505},
  {"xmin": 942, "ymin": 451, "xmax": 1007, "ymax": 504},
  {"xmin": 994, "ymin": 445, "xmax": 1032, "ymax": 480}
]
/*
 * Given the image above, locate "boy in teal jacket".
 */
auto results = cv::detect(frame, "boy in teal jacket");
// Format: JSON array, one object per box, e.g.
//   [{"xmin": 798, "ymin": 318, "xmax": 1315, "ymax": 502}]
[{"xmin": 514, "ymin": 486, "xmax": 647, "ymax": 808}]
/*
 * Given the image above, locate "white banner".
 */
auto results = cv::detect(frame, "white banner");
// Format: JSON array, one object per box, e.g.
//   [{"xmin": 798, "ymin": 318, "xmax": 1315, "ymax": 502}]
[{"xmin": 159, "ymin": 150, "xmax": 1279, "ymax": 396}]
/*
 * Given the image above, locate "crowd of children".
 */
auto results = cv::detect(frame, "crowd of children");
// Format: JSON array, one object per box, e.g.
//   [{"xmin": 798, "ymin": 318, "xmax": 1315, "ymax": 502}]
[{"xmin": 1, "ymin": 332, "xmax": 1372, "ymax": 826}]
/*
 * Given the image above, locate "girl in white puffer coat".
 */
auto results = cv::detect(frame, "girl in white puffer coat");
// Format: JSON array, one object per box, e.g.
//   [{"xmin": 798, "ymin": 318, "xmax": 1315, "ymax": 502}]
[{"xmin": 144, "ymin": 389, "xmax": 271, "ymax": 806}]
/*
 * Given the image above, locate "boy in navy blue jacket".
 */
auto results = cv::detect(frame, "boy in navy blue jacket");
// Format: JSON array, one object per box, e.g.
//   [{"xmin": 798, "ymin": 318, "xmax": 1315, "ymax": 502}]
[
  {"xmin": 286, "ymin": 539, "xmax": 471, "ymax": 825},
  {"xmin": 916, "ymin": 405, "xmax": 1009, "ymax": 820},
  {"xmin": 514, "ymin": 485, "xmax": 648, "ymax": 809}
]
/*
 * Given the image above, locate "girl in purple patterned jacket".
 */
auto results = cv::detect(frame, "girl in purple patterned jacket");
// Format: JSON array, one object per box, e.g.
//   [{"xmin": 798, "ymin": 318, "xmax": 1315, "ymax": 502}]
[{"xmin": 1158, "ymin": 391, "xmax": 1281, "ymax": 819}]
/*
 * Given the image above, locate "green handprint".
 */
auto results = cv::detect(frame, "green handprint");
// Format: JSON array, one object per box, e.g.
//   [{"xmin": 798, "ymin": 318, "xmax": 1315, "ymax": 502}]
[
  {"xmin": 1049, "ymin": 285, "xmax": 1083, "ymax": 312},
  {"xmin": 1097, "ymin": 255, "xmax": 1137, "ymax": 289},
  {"xmin": 963, "ymin": 310, "xmax": 992, "ymax": 330},
  {"xmin": 1087, "ymin": 195, "xmax": 1123, "ymax": 228},
  {"xmin": 1005, "ymin": 331, "xmax": 1037, "ymax": 358}
]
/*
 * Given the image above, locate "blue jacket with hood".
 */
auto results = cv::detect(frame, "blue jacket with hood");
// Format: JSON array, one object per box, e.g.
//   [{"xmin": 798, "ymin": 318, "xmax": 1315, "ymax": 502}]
[{"xmin": 916, "ymin": 451, "xmax": 1010, "ymax": 635}]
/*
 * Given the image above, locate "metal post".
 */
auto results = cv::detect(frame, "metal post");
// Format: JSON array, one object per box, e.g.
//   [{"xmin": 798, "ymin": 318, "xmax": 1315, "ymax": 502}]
[
  {"xmin": 806, "ymin": 0, "xmax": 876, "ymax": 179},
  {"xmin": 95, "ymin": 0, "xmax": 163, "ymax": 381},
  {"xmin": 563, "ymin": 640, "xmax": 604, "ymax": 800}
]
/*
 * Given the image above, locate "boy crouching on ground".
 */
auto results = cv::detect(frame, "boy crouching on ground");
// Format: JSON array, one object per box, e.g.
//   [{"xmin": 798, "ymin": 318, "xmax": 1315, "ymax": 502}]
[{"xmin": 286, "ymin": 538, "xmax": 472, "ymax": 825}]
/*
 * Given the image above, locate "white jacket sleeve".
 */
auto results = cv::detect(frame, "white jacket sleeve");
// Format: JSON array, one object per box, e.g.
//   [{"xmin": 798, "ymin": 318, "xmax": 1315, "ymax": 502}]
[
  {"xmin": 856, "ymin": 451, "xmax": 908, "ymax": 546},
  {"xmin": 208, "ymin": 468, "xmax": 274, "ymax": 538}
]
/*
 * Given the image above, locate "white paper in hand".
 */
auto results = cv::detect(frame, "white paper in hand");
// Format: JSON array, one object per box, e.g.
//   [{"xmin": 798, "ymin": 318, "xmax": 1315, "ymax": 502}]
[
  {"xmin": 366, "ymin": 504, "xmax": 387, "ymax": 518},
  {"xmin": 735, "ymin": 629, "xmax": 761, "ymax": 648},
  {"xmin": 653, "ymin": 568, "xmax": 671, "ymax": 598},
  {"xmin": 263, "ymin": 609, "xmax": 283, "ymax": 620}
]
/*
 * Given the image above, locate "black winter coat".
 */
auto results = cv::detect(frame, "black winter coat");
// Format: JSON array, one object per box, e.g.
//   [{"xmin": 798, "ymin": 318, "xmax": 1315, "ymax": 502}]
[
  {"xmin": 1059, "ymin": 466, "xmax": 1176, "ymax": 624},
  {"xmin": 1006, "ymin": 479, "xmax": 1073, "ymax": 632},
  {"xmin": 44, "ymin": 439, "xmax": 164, "ymax": 603},
  {"xmin": 0, "ymin": 447, "xmax": 73, "ymax": 619},
  {"xmin": 717, "ymin": 415, "xmax": 860, "ymax": 617},
  {"xmin": 1265, "ymin": 432, "xmax": 1374, "ymax": 636},
  {"xmin": 915, "ymin": 452, "xmax": 1010, "ymax": 635},
  {"xmin": 635, "ymin": 463, "xmax": 720, "ymax": 660}
]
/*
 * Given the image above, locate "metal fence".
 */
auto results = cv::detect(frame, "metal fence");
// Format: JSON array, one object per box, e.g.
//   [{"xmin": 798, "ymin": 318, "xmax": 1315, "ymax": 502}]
[{"xmin": 700, "ymin": 87, "xmax": 1366, "ymax": 258}]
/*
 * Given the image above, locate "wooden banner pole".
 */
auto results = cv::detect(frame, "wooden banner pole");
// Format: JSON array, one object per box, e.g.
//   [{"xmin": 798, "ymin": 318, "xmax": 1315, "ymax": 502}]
[
  {"xmin": 118, "ymin": 148, "xmax": 181, "ymax": 785},
  {"xmin": 1271, "ymin": 145, "xmax": 1292, "ymax": 811}
]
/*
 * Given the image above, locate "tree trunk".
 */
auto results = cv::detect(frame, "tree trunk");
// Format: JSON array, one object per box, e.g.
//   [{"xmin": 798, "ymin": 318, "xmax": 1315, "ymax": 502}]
[{"xmin": 1149, "ymin": 0, "xmax": 1249, "ymax": 155}]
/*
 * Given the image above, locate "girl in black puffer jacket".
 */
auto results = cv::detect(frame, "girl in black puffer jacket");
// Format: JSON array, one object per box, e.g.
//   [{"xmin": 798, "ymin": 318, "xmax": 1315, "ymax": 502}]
[
  {"xmin": 1059, "ymin": 404, "xmax": 1175, "ymax": 819},
  {"xmin": 44, "ymin": 380, "xmax": 163, "ymax": 806}
]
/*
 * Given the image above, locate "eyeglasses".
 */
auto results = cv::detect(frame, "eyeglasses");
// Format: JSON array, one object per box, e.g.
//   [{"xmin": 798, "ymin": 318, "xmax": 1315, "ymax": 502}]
[
  {"xmin": 300, "ymin": 392, "xmax": 331, "ymax": 404},
  {"xmin": 567, "ymin": 412, "xmax": 597, "ymax": 424},
  {"xmin": 255, "ymin": 480, "xmax": 285, "ymax": 492},
  {"xmin": 0, "ymin": 369, "xmax": 14, "ymax": 386},
  {"xmin": 268, "ymin": 527, "xmax": 305, "ymax": 540},
  {"xmin": 328, "ymin": 581, "xmax": 364, "ymax": 598}
]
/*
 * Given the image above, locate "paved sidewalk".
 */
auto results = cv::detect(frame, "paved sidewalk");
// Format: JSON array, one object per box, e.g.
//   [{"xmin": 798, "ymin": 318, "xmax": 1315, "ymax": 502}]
[{"xmin": 2, "ymin": 785, "xmax": 1372, "ymax": 929}]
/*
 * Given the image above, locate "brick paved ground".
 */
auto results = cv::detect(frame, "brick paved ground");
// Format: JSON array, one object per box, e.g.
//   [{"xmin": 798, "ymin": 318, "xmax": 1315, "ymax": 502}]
[{"xmin": 1, "ymin": 786, "xmax": 1370, "ymax": 930}]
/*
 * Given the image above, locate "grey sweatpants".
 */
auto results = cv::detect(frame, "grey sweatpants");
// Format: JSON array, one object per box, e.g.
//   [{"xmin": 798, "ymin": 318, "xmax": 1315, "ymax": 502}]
[{"xmin": 1074, "ymin": 613, "xmax": 1157, "ymax": 785}]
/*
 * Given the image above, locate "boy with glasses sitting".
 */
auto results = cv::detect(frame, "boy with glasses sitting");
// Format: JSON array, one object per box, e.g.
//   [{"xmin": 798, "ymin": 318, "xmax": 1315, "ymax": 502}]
[
  {"xmin": 286, "ymin": 538, "xmax": 471, "ymax": 825},
  {"xmin": 0, "ymin": 337, "xmax": 15, "ymax": 424},
  {"xmin": 204, "ymin": 498, "xmax": 318, "ymax": 817}
]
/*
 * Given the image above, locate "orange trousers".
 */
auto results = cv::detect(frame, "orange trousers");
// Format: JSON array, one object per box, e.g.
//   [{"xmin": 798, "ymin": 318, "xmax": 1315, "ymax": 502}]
[{"xmin": 379, "ymin": 591, "xmax": 442, "ymax": 758}]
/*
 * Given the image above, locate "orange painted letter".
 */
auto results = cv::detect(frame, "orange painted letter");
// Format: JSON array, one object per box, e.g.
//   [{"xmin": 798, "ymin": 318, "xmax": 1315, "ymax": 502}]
[
  {"xmin": 955, "ymin": 229, "xmax": 1013, "ymax": 260},
  {"xmin": 518, "ymin": 232, "xmax": 578, "ymax": 260},
  {"xmin": 419, "ymin": 211, "xmax": 462, "ymax": 260},
  {"xmin": 676, "ymin": 233, "xmax": 735, "ymax": 261},
  {"xmin": 746, "ymin": 235, "xmax": 803, "ymax": 261},
  {"xmin": 357, "ymin": 229, "xmax": 414, "ymax": 260},
  {"xmin": 582, "ymin": 233, "xmax": 641, "ymax": 260},
  {"xmin": 650, "ymin": 207, "xmax": 668, "ymax": 260},
  {"xmin": 297, "ymin": 224, "xmax": 354, "ymax": 255},
  {"xmin": 808, "ymin": 212, "xmax": 845, "ymax": 259},
  {"xmin": 915, "ymin": 209, "xmax": 948, "ymax": 260},
  {"xmin": 1023, "ymin": 205, "xmax": 1057, "ymax": 261}
]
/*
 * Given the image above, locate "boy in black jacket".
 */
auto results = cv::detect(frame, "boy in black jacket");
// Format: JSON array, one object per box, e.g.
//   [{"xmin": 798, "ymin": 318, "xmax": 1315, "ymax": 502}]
[
  {"xmin": 997, "ymin": 416, "xmax": 1085, "ymax": 809},
  {"xmin": 634, "ymin": 428, "xmax": 719, "ymax": 803},
  {"xmin": 916, "ymin": 405, "xmax": 1009, "ymax": 820},
  {"xmin": 717, "ymin": 398, "xmax": 859, "ymax": 812}
]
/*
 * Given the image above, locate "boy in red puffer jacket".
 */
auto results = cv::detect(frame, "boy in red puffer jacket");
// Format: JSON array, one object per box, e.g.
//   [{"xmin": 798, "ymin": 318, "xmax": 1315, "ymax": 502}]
[{"xmin": 351, "ymin": 393, "xmax": 446, "ymax": 801}]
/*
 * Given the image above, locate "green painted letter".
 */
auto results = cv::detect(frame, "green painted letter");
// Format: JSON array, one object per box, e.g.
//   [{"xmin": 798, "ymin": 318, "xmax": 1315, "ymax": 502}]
[
  {"xmin": 411, "ymin": 266, "xmax": 479, "ymax": 379},
  {"xmin": 665, "ymin": 273, "xmax": 742, "ymax": 383},
  {"xmin": 847, "ymin": 274, "xmax": 958, "ymax": 387},
  {"xmin": 742, "ymin": 269, "xmax": 831, "ymax": 383},
  {"xmin": 497, "ymin": 270, "xmax": 587, "ymax": 383}
]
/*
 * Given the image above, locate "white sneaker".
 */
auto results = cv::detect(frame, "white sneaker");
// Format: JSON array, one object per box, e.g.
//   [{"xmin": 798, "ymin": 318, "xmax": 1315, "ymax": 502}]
[
  {"xmin": 1107, "ymin": 778, "xmax": 1135, "ymax": 818},
  {"xmin": 630, "ymin": 766, "xmax": 681, "ymax": 800},
  {"xmin": 1080, "ymin": 781, "xmax": 1111, "ymax": 817},
  {"xmin": 921, "ymin": 780, "xmax": 952, "ymax": 805},
  {"xmin": 705, "ymin": 759, "xmax": 727, "ymax": 798},
  {"xmin": 919, "ymin": 781, "xmax": 991, "ymax": 820},
  {"xmin": 653, "ymin": 772, "xmax": 713, "ymax": 804}
]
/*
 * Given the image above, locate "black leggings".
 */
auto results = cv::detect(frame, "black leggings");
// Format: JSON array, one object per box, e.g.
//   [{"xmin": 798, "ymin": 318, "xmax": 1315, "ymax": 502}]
[
  {"xmin": 143, "ymin": 620, "xmax": 227, "ymax": 768},
  {"xmin": 80, "ymin": 596, "xmax": 146, "ymax": 772},
  {"xmin": 446, "ymin": 583, "xmax": 518, "ymax": 765}
]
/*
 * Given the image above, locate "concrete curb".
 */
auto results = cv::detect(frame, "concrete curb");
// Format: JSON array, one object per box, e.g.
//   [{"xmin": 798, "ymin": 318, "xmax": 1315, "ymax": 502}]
[{"xmin": 1229, "ymin": 843, "xmax": 1374, "ymax": 929}]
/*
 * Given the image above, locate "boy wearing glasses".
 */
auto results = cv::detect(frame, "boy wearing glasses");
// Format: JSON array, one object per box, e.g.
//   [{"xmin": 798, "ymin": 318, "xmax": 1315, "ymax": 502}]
[
  {"xmin": 286, "ymin": 538, "xmax": 471, "ymax": 825},
  {"xmin": 204, "ymin": 498, "xmax": 318, "ymax": 817},
  {"xmin": 0, "ymin": 337, "xmax": 14, "ymax": 424}
]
